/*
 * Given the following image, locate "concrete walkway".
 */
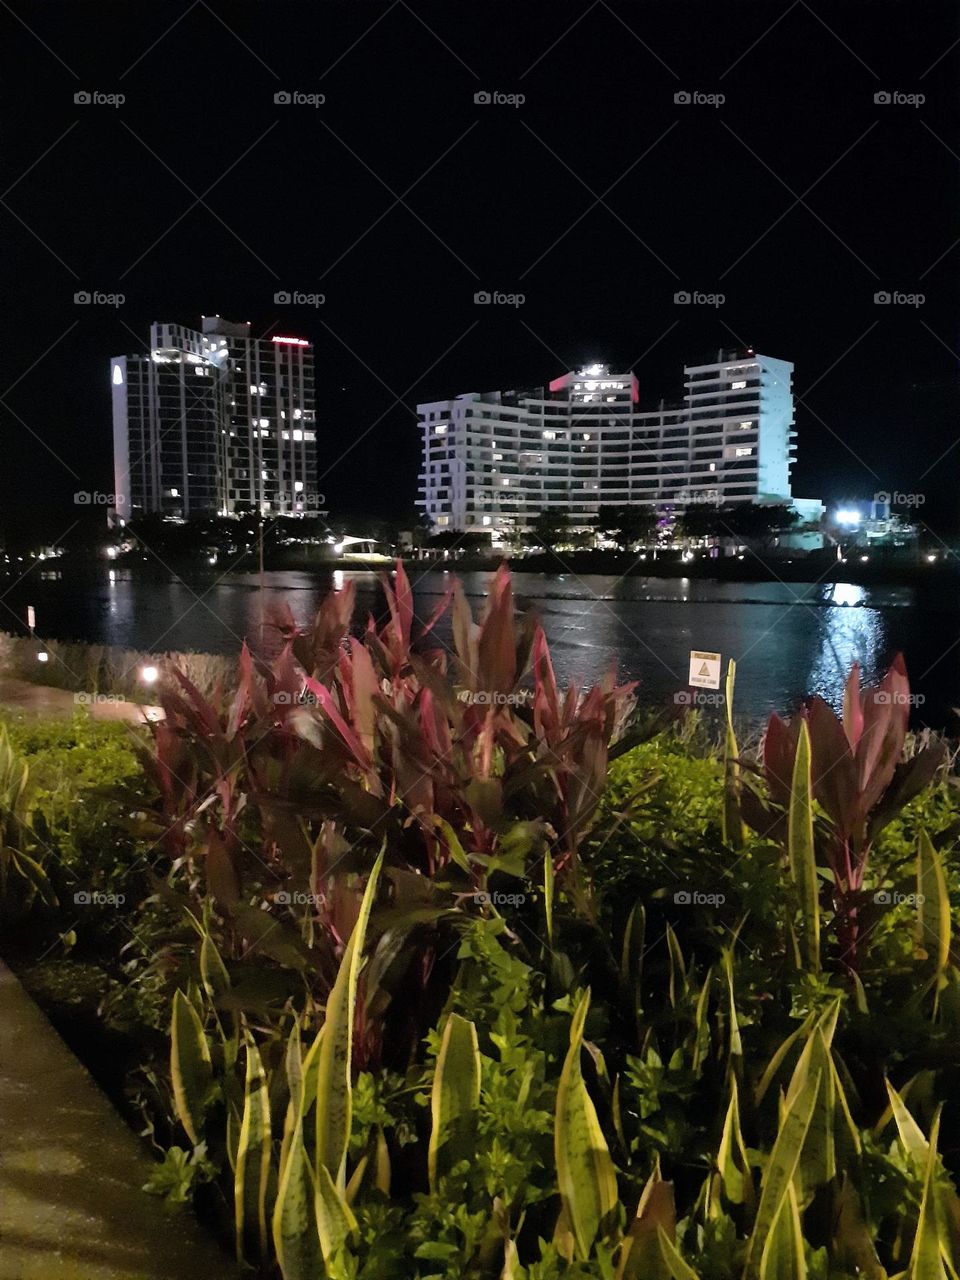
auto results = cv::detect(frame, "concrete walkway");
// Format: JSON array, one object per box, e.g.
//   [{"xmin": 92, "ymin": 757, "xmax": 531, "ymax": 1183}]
[
  {"xmin": 0, "ymin": 677, "xmax": 163, "ymax": 722},
  {"xmin": 0, "ymin": 961, "xmax": 236, "ymax": 1279}
]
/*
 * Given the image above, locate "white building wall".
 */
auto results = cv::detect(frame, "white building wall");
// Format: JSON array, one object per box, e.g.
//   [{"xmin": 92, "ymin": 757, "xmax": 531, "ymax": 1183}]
[{"xmin": 417, "ymin": 352, "xmax": 796, "ymax": 535}]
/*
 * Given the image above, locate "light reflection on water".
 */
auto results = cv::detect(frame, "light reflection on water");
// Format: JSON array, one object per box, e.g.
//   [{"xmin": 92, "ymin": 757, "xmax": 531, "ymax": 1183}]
[{"xmin": 2, "ymin": 567, "xmax": 954, "ymax": 725}]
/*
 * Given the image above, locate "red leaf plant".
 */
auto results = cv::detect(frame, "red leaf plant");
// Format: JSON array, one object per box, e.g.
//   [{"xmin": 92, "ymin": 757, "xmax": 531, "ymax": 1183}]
[
  {"xmin": 141, "ymin": 562, "xmax": 635, "ymax": 1062},
  {"xmin": 748, "ymin": 654, "xmax": 944, "ymax": 971}
]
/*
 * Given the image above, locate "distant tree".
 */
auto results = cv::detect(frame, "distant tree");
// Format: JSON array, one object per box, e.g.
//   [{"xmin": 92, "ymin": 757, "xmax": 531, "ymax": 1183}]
[
  {"xmin": 597, "ymin": 504, "xmax": 658, "ymax": 551},
  {"xmin": 715, "ymin": 502, "xmax": 798, "ymax": 548},
  {"xmin": 530, "ymin": 508, "xmax": 570, "ymax": 551},
  {"xmin": 676, "ymin": 503, "xmax": 723, "ymax": 542}
]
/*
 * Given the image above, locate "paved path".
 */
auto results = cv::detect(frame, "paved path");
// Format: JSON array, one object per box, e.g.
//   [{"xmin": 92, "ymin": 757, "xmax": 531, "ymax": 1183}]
[
  {"xmin": 0, "ymin": 677, "xmax": 163, "ymax": 722},
  {"xmin": 0, "ymin": 961, "xmax": 236, "ymax": 1279}
]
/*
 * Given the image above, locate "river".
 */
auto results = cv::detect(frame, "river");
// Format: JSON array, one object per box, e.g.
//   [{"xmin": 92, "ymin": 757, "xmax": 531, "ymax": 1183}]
[{"xmin": 3, "ymin": 568, "xmax": 958, "ymax": 726}]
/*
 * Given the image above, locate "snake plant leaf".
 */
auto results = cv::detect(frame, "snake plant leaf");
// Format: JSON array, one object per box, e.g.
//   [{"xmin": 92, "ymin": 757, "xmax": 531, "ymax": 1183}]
[
  {"xmin": 200, "ymin": 931, "xmax": 237, "ymax": 1068},
  {"xmin": 315, "ymin": 1160, "xmax": 358, "ymax": 1265},
  {"xmin": 908, "ymin": 1109, "xmax": 948, "ymax": 1280},
  {"xmin": 758, "ymin": 1179, "xmax": 807, "ymax": 1280},
  {"xmin": 785, "ymin": 1029, "xmax": 836, "ymax": 1202},
  {"xmin": 721, "ymin": 947, "xmax": 743, "ymax": 1064},
  {"xmin": 717, "ymin": 1076, "xmax": 754, "ymax": 1209},
  {"xmin": 723, "ymin": 659, "xmax": 744, "ymax": 849},
  {"xmin": 744, "ymin": 1067, "xmax": 822, "ymax": 1279},
  {"xmin": 666, "ymin": 924, "xmax": 688, "ymax": 1008},
  {"xmin": 544, "ymin": 851, "xmax": 555, "ymax": 947},
  {"xmin": 315, "ymin": 850, "xmax": 383, "ymax": 1188},
  {"xmin": 788, "ymin": 720, "xmax": 820, "ymax": 974},
  {"xmin": 170, "ymin": 988, "xmax": 214, "ymax": 1146},
  {"xmin": 885, "ymin": 1078, "xmax": 929, "ymax": 1161},
  {"xmin": 555, "ymin": 990, "xmax": 620, "ymax": 1261},
  {"xmin": 916, "ymin": 831, "xmax": 951, "ymax": 980},
  {"xmin": 235, "ymin": 1035, "xmax": 272, "ymax": 1262},
  {"xmin": 656, "ymin": 1226, "xmax": 702, "ymax": 1280},
  {"xmin": 271, "ymin": 1116, "xmax": 322, "ymax": 1280},
  {"xmin": 428, "ymin": 1012, "xmax": 480, "ymax": 1192},
  {"xmin": 754, "ymin": 1012, "xmax": 817, "ymax": 1108},
  {"xmin": 692, "ymin": 964, "xmax": 714, "ymax": 1075}
]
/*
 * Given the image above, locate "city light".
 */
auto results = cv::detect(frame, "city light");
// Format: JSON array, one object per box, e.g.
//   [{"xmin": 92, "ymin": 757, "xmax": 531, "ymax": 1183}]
[
  {"xmin": 835, "ymin": 509, "xmax": 861, "ymax": 527},
  {"xmin": 140, "ymin": 665, "xmax": 159, "ymax": 684},
  {"xmin": 37, "ymin": 650, "xmax": 49, "ymax": 663},
  {"xmin": 272, "ymin": 336, "xmax": 309, "ymax": 346}
]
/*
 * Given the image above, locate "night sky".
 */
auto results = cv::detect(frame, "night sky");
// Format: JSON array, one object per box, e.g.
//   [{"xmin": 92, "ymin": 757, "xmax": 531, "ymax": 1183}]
[{"xmin": 1, "ymin": 0, "xmax": 958, "ymax": 548}]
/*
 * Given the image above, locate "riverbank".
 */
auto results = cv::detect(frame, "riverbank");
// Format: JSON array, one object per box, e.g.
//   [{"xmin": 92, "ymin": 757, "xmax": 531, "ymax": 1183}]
[{"xmin": 7, "ymin": 543, "xmax": 953, "ymax": 587}]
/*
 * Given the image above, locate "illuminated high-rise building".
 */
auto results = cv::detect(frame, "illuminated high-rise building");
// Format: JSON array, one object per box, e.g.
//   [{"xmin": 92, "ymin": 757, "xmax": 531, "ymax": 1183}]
[
  {"xmin": 111, "ymin": 316, "xmax": 317, "ymax": 521},
  {"xmin": 417, "ymin": 349, "xmax": 797, "ymax": 535}
]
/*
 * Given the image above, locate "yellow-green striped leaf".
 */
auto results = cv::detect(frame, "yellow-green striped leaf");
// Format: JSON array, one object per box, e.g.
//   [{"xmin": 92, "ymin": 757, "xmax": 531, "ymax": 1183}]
[
  {"xmin": 617, "ymin": 1159, "xmax": 675, "ymax": 1280},
  {"xmin": 759, "ymin": 1180, "xmax": 807, "ymax": 1280},
  {"xmin": 544, "ymin": 851, "xmax": 555, "ymax": 947},
  {"xmin": 722, "ymin": 659, "xmax": 744, "ymax": 850},
  {"xmin": 272, "ymin": 1116, "xmax": 321, "ymax": 1280},
  {"xmin": 785, "ymin": 1029, "xmax": 835, "ymax": 1203},
  {"xmin": 916, "ymin": 831, "xmax": 951, "ymax": 980},
  {"xmin": 200, "ymin": 932, "xmax": 237, "ymax": 1069},
  {"xmin": 555, "ymin": 990, "xmax": 619, "ymax": 1261},
  {"xmin": 428, "ymin": 1013, "xmax": 480, "ymax": 1192},
  {"xmin": 717, "ymin": 1076, "xmax": 753, "ymax": 1209},
  {"xmin": 657, "ymin": 1225, "xmax": 702, "ymax": 1280},
  {"xmin": 908, "ymin": 1109, "xmax": 948, "ymax": 1280},
  {"xmin": 744, "ymin": 1067, "xmax": 822, "ymax": 1279},
  {"xmin": 170, "ymin": 988, "xmax": 213, "ymax": 1146},
  {"xmin": 315, "ymin": 851, "xmax": 383, "ymax": 1188},
  {"xmin": 315, "ymin": 1160, "xmax": 357, "ymax": 1264},
  {"xmin": 235, "ymin": 1036, "xmax": 272, "ymax": 1262},
  {"xmin": 788, "ymin": 720, "xmax": 820, "ymax": 974}
]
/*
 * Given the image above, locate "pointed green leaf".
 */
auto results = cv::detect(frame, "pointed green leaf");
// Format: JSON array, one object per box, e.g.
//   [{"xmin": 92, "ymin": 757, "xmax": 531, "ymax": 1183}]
[
  {"xmin": 555, "ymin": 990, "xmax": 620, "ymax": 1260},
  {"xmin": 759, "ymin": 1180, "xmax": 807, "ymax": 1280},
  {"xmin": 315, "ymin": 1160, "xmax": 357, "ymax": 1264},
  {"xmin": 315, "ymin": 851, "xmax": 383, "ymax": 1187},
  {"xmin": 657, "ymin": 1226, "xmax": 702, "ymax": 1280},
  {"xmin": 916, "ymin": 831, "xmax": 951, "ymax": 979},
  {"xmin": 272, "ymin": 1117, "xmax": 322, "ymax": 1280},
  {"xmin": 744, "ymin": 1068, "xmax": 822, "ymax": 1279},
  {"xmin": 428, "ymin": 1013, "xmax": 480, "ymax": 1192},
  {"xmin": 723, "ymin": 659, "xmax": 744, "ymax": 849},
  {"xmin": 170, "ymin": 988, "xmax": 213, "ymax": 1146},
  {"xmin": 788, "ymin": 720, "xmax": 820, "ymax": 974},
  {"xmin": 908, "ymin": 1109, "xmax": 948, "ymax": 1280},
  {"xmin": 235, "ymin": 1036, "xmax": 272, "ymax": 1261},
  {"xmin": 717, "ymin": 1076, "xmax": 754, "ymax": 1208}
]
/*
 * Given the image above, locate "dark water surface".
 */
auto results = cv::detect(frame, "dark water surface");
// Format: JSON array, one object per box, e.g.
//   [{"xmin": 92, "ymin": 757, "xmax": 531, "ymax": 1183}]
[{"xmin": 4, "ymin": 568, "xmax": 959, "ymax": 726}]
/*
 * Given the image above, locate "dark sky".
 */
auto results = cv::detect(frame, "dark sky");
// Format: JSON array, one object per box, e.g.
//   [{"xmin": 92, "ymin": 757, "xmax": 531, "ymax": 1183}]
[{"xmin": 2, "ymin": 0, "xmax": 958, "ymax": 547}]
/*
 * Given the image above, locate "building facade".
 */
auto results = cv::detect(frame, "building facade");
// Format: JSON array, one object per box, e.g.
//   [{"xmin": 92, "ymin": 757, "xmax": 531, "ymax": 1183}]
[
  {"xmin": 111, "ymin": 316, "xmax": 318, "ymax": 521},
  {"xmin": 417, "ymin": 349, "xmax": 797, "ymax": 535}
]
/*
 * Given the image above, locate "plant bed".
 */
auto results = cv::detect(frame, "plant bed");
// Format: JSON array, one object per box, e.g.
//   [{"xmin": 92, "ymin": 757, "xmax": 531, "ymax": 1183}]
[{"xmin": 2, "ymin": 567, "xmax": 960, "ymax": 1278}]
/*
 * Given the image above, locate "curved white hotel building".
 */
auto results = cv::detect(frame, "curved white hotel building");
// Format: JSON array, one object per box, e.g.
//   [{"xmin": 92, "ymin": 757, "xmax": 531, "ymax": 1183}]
[{"xmin": 417, "ymin": 348, "xmax": 798, "ymax": 536}]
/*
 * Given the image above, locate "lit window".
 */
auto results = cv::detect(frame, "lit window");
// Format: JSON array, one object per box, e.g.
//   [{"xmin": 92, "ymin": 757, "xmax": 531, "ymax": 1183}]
[
  {"xmin": 709, "ymin": 463, "xmax": 716, "ymax": 471},
  {"xmin": 543, "ymin": 430, "xmax": 556, "ymax": 440},
  {"xmin": 294, "ymin": 481, "xmax": 303, "ymax": 492},
  {"xmin": 502, "ymin": 477, "xmax": 510, "ymax": 485},
  {"xmin": 249, "ymin": 384, "xmax": 259, "ymax": 395},
  {"xmin": 493, "ymin": 452, "xmax": 503, "ymax": 461},
  {"xmin": 435, "ymin": 424, "xmax": 447, "ymax": 435},
  {"xmin": 259, "ymin": 418, "xmax": 269, "ymax": 428},
  {"xmin": 293, "ymin": 409, "xmax": 302, "ymax": 420},
  {"xmin": 437, "ymin": 515, "xmax": 450, "ymax": 526},
  {"xmin": 583, "ymin": 433, "xmax": 591, "ymax": 440},
  {"xmin": 112, "ymin": 365, "xmax": 123, "ymax": 385},
  {"xmin": 731, "ymin": 380, "xmax": 747, "ymax": 390},
  {"xmin": 738, "ymin": 421, "xmax": 753, "ymax": 429},
  {"xmin": 735, "ymin": 447, "xmax": 752, "ymax": 457},
  {"xmin": 292, "ymin": 429, "xmax": 304, "ymax": 442},
  {"xmin": 169, "ymin": 488, "xmax": 179, "ymax": 497},
  {"xmin": 261, "ymin": 470, "xmax": 269, "ymax": 480},
  {"xmin": 482, "ymin": 516, "xmax": 492, "ymax": 526}
]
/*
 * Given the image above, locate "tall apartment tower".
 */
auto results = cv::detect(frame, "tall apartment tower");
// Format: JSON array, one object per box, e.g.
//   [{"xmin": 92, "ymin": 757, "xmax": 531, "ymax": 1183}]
[
  {"xmin": 417, "ymin": 349, "xmax": 797, "ymax": 535},
  {"xmin": 111, "ymin": 316, "xmax": 318, "ymax": 521}
]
